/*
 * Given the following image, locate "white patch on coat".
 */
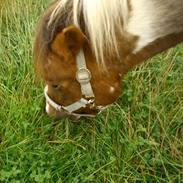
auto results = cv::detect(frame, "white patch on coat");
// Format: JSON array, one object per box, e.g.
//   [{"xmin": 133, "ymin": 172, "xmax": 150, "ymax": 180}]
[
  {"xmin": 127, "ymin": 0, "xmax": 183, "ymax": 52},
  {"xmin": 109, "ymin": 86, "xmax": 115, "ymax": 93}
]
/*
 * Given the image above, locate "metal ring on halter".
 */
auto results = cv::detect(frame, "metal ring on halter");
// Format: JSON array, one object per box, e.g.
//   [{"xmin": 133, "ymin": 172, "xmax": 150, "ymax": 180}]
[{"xmin": 76, "ymin": 68, "xmax": 91, "ymax": 84}]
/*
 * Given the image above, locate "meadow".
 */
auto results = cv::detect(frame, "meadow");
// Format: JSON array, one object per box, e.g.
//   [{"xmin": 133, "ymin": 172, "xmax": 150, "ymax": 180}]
[{"xmin": 0, "ymin": 0, "xmax": 183, "ymax": 182}]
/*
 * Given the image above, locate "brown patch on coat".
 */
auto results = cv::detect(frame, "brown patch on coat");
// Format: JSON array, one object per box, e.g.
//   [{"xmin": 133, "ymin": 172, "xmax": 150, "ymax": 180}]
[{"xmin": 121, "ymin": 31, "xmax": 183, "ymax": 74}]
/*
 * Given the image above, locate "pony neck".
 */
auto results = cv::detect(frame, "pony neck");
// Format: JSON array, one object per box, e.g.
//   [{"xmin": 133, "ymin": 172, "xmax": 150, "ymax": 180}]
[{"xmin": 121, "ymin": 31, "xmax": 183, "ymax": 75}]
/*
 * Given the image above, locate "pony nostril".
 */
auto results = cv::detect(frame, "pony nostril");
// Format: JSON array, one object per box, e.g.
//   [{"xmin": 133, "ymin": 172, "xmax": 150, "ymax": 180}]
[{"xmin": 61, "ymin": 95, "xmax": 67, "ymax": 100}]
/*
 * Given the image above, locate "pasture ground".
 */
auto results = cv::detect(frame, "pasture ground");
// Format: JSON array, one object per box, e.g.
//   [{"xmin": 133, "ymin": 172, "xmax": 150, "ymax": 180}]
[{"xmin": 0, "ymin": 0, "xmax": 183, "ymax": 182}]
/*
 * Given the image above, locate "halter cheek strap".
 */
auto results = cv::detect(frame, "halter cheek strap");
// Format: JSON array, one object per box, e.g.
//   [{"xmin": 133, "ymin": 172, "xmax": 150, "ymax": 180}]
[
  {"xmin": 44, "ymin": 49, "xmax": 109, "ymax": 118},
  {"xmin": 76, "ymin": 50, "xmax": 95, "ymax": 98}
]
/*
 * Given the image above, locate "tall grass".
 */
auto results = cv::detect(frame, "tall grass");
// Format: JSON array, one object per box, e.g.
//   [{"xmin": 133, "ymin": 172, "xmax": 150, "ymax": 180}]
[{"xmin": 0, "ymin": 0, "xmax": 183, "ymax": 182}]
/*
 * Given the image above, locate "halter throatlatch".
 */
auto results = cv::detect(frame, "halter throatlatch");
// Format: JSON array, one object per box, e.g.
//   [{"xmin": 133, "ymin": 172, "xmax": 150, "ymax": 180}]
[{"xmin": 44, "ymin": 50, "xmax": 108, "ymax": 118}]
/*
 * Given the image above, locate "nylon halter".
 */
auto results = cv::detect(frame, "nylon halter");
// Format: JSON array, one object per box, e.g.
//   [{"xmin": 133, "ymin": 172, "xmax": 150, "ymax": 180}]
[{"xmin": 44, "ymin": 49, "xmax": 108, "ymax": 118}]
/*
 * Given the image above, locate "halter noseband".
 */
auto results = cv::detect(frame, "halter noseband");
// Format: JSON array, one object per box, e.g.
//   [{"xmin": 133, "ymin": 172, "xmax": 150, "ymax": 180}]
[{"xmin": 44, "ymin": 49, "xmax": 108, "ymax": 118}]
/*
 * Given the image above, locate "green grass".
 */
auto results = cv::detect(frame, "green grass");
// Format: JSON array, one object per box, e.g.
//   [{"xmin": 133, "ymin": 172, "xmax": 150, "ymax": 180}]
[{"xmin": 0, "ymin": 0, "xmax": 183, "ymax": 182}]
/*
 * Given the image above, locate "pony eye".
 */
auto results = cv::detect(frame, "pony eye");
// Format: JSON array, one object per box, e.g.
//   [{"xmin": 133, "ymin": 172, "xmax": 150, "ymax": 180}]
[{"xmin": 52, "ymin": 85, "xmax": 60, "ymax": 90}]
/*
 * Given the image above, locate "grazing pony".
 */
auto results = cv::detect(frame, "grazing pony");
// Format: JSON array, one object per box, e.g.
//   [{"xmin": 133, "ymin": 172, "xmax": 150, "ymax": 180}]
[{"xmin": 34, "ymin": 0, "xmax": 183, "ymax": 120}]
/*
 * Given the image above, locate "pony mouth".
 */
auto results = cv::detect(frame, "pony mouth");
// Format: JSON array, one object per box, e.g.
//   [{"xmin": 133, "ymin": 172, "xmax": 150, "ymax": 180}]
[
  {"xmin": 45, "ymin": 100, "xmax": 108, "ymax": 120},
  {"xmin": 45, "ymin": 103, "xmax": 68, "ymax": 119},
  {"xmin": 45, "ymin": 102, "xmax": 91, "ymax": 121}
]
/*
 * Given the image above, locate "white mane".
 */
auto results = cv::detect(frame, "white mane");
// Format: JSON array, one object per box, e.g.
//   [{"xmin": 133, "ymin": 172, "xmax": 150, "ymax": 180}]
[
  {"xmin": 49, "ymin": 0, "xmax": 129, "ymax": 67},
  {"xmin": 48, "ymin": 0, "xmax": 183, "ymax": 67}
]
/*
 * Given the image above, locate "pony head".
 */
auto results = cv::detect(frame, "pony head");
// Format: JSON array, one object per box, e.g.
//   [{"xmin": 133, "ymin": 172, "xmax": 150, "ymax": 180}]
[{"xmin": 34, "ymin": 11, "xmax": 122, "ymax": 119}]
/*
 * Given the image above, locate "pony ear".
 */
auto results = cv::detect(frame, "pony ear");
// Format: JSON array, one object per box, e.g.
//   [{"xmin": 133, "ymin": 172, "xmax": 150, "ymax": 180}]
[{"xmin": 63, "ymin": 25, "xmax": 85, "ymax": 55}]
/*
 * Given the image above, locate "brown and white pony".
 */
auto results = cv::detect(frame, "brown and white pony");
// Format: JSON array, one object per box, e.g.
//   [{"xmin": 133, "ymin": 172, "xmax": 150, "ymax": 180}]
[{"xmin": 34, "ymin": 0, "xmax": 183, "ymax": 120}]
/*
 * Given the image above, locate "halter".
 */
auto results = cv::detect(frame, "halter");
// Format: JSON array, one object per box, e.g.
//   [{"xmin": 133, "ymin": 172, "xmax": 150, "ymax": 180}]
[{"xmin": 44, "ymin": 49, "xmax": 108, "ymax": 118}]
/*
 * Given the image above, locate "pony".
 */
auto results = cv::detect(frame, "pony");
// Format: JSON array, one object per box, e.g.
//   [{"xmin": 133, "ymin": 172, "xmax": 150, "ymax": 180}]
[{"xmin": 34, "ymin": 0, "xmax": 183, "ymax": 120}]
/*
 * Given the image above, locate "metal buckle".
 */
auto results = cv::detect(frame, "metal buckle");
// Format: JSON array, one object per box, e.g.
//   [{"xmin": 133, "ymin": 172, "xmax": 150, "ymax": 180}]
[
  {"xmin": 76, "ymin": 68, "xmax": 91, "ymax": 84},
  {"xmin": 87, "ymin": 98, "xmax": 95, "ymax": 108}
]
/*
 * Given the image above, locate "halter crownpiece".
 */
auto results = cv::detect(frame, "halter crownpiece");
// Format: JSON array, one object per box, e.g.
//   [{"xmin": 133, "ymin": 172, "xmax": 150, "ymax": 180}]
[{"xmin": 44, "ymin": 49, "xmax": 109, "ymax": 118}]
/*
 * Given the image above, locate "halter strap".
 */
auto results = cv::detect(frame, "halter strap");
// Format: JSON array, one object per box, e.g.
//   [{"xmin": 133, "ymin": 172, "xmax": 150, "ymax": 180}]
[
  {"xmin": 44, "ymin": 49, "xmax": 109, "ymax": 118},
  {"xmin": 76, "ymin": 50, "xmax": 95, "ymax": 98},
  {"xmin": 44, "ymin": 86, "xmax": 95, "ymax": 115}
]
